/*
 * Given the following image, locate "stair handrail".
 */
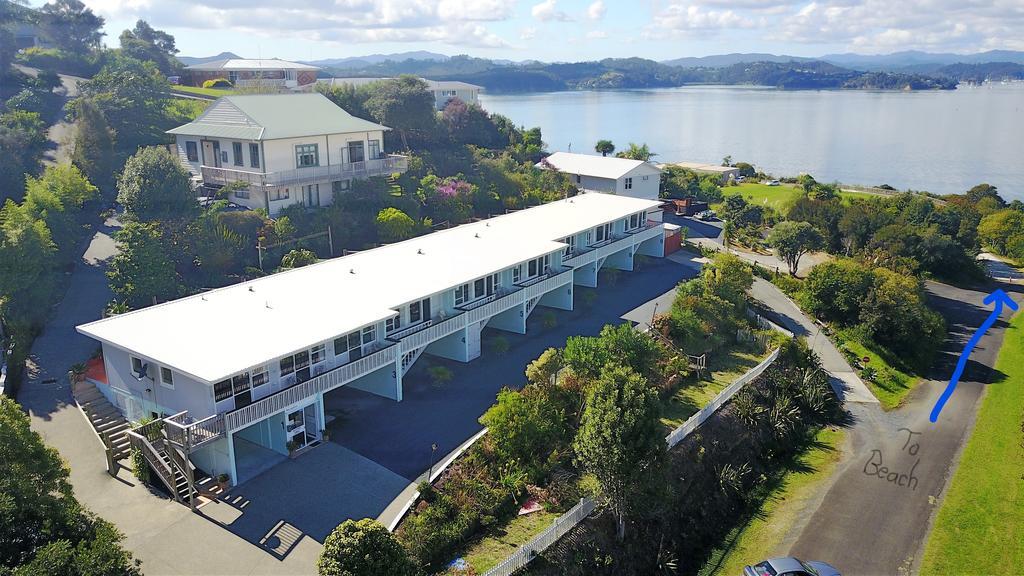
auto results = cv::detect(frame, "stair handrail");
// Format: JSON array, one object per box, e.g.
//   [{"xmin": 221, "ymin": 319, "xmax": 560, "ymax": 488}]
[{"xmin": 125, "ymin": 429, "xmax": 181, "ymax": 502}]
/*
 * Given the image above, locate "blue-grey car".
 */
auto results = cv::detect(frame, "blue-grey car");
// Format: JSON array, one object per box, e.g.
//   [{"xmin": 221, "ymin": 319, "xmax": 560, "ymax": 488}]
[{"xmin": 743, "ymin": 557, "xmax": 841, "ymax": 576}]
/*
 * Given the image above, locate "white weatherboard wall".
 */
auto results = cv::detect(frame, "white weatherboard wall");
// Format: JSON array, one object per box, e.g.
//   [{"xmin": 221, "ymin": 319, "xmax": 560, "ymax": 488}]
[{"xmin": 101, "ymin": 344, "xmax": 214, "ymax": 420}]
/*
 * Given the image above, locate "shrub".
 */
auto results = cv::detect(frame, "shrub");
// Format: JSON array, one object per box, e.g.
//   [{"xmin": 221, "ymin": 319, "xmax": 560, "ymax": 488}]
[
  {"xmin": 489, "ymin": 335, "xmax": 510, "ymax": 356},
  {"xmin": 479, "ymin": 386, "xmax": 569, "ymax": 483},
  {"xmin": 541, "ymin": 311, "xmax": 557, "ymax": 329},
  {"xmin": 202, "ymin": 78, "xmax": 233, "ymax": 89},
  {"xmin": 427, "ymin": 365, "xmax": 453, "ymax": 387},
  {"xmin": 318, "ymin": 518, "xmax": 417, "ymax": 576},
  {"xmin": 525, "ymin": 347, "xmax": 562, "ymax": 385}
]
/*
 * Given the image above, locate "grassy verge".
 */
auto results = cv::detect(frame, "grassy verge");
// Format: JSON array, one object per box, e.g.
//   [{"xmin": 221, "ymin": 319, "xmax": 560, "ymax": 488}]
[
  {"xmin": 459, "ymin": 508, "xmax": 560, "ymax": 573},
  {"xmin": 713, "ymin": 183, "xmax": 879, "ymax": 214},
  {"xmin": 834, "ymin": 330, "xmax": 920, "ymax": 410},
  {"xmin": 661, "ymin": 344, "xmax": 767, "ymax": 430},
  {"xmin": 698, "ymin": 427, "xmax": 846, "ymax": 576},
  {"xmin": 920, "ymin": 310, "xmax": 1024, "ymax": 573},
  {"xmin": 171, "ymin": 85, "xmax": 234, "ymax": 98}
]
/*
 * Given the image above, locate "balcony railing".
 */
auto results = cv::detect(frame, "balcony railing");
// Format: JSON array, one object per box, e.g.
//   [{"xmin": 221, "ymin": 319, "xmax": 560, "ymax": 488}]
[
  {"xmin": 164, "ymin": 412, "xmax": 225, "ymax": 450},
  {"xmin": 200, "ymin": 155, "xmax": 409, "ymax": 188},
  {"xmin": 224, "ymin": 342, "xmax": 398, "ymax": 432},
  {"xmin": 455, "ymin": 286, "xmax": 520, "ymax": 312},
  {"xmin": 563, "ymin": 224, "xmax": 663, "ymax": 268},
  {"xmin": 466, "ymin": 269, "xmax": 573, "ymax": 324}
]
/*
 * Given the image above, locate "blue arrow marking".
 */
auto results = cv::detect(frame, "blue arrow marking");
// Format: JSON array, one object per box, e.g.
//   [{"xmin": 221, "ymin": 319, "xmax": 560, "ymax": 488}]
[{"xmin": 930, "ymin": 289, "xmax": 1018, "ymax": 423}]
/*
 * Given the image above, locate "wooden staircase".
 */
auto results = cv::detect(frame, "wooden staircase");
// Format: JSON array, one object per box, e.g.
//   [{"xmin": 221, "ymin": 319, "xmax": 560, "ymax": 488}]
[{"xmin": 72, "ymin": 379, "xmax": 131, "ymax": 474}]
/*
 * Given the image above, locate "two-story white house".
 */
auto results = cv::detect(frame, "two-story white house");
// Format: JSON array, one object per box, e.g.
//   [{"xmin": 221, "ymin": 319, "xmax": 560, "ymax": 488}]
[
  {"xmin": 168, "ymin": 93, "xmax": 408, "ymax": 215},
  {"xmin": 539, "ymin": 152, "xmax": 663, "ymax": 205},
  {"xmin": 77, "ymin": 193, "xmax": 667, "ymax": 490}
]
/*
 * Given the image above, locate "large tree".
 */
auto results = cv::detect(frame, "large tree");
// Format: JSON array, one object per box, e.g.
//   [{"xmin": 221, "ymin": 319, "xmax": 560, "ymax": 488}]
[
  {"xmin": 615, "ymin": 142, "xmax": 655, "ymax": 161},
  {"xmin": 375, "ymin": 207, "xmax": 416, "ymax": 244},
  {"xmin": 317, "ymin": 518, "xmax": 418, "ymax": 576},
  {"xmin": 77, "ymin": 55, "xmax": 173, "ymax": 156},
  {"xmin": 21, "ymin": 164, "xmax": 97, "ymax": 265},
  {"xmin": 116, "ymin": 147, "xmax": 195, "ymax": 220},
  {"xmin": 70, "ymin": 98, "xmax": 115, "ymax": 193},
  {"xmin": 0, "ymin": 200, "xmax": 57, "ymax": 330},
  {"xmin": 0, "ymin": 397, "xmax": 141, "ymax": 574},
  {"xmin": 38, "ymin": 0, "xmax": 105, "ymax": 53},
  {"xmin": 363, "ymin": 76, "xmax": 437, "ymax": 150},
  {"xmin": 0, "ymin": 110, "xmax": 48, "ymax": 203},
  {"xmin": 108, "ymin": 221, "xmax": 180, "ymax": 308},
  {"xmin": 594, "ymin": 139, "xmax": 615, "ymax": 157},
  {"xmin": 768, "ymin": 220, "xmax": 824, "ymax": 275},
  {"xmin": 573, "ymin": 364, "xmax": 664, "ymax": 541},
  {"xmin": 119, "ymin": 20, "xmax": 181, "ymax": 76}
]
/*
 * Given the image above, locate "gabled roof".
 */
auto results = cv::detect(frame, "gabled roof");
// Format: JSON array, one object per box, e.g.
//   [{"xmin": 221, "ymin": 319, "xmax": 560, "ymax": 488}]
[
  {"xmin": 77, "ymin": 193, "xmax": 661, "ymax": 384},
  {"xmin": 166, "ymin": 93, "xmax": 390, "ymax": 141},
  {"xmin": 539, "ymin": 152, "xmax": 662, "ymax": 180},
  {"xmin": 186, "ymin": 58, "xmax": 319, "ymax": 71}
]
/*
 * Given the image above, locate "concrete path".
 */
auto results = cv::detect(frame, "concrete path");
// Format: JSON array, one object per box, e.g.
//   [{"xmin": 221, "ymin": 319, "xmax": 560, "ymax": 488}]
[
  {"xmin": 749, "ymin": 277, "xmax": 878, "ymax": 404},
  {"xmin": 15, "ymin": 65, "xmax": 84, "ymax": 166},
  {"xmin": 787, "ymin": 274, "xmax": 1023, "ymax": 575}
]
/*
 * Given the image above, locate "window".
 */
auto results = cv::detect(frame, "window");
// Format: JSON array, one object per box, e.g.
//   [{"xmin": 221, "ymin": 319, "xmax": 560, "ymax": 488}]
[
  {"xmin": 332, "ymin": 180, "xmax": 350, "ymax": 195},
  {"xmin": 295, "ymin": 144, "xmax": 319, "ymax": 168},
  {"xmin": 361, "ymin": 325, "xmax": 376, "ymax": 345},
  {"xmin": 160, "ymin": 367, "xmax": 174, "ymax": 388},
  {"xmin": 575, "ymin": 174, "xmax": 581, "ymax": 184},
  {"xmin": 185, "ymin": 141, "xmax": 198, "ymax": 162},
  {"xmin": 214, "ymin": 379, "xmax": 232, "ymax": 402},
  {"xmin": 368, "ymin": 139, "xmax": 381, "ymax": 159},
  {"xmin": 642, "ymin": 175, "xmax": 649, "ymax": 181},
  {"xmin": 595, "ymin": 222, "xmax": 612, "ymax": 242},
  {"xmin": 294, "ymin": 350, "xmax": 310, "ymax": 371},
  {"xmin": 455, "ymin": 283, "xmax": 470, "ymax": 305},
  {"xmin": 232, "ymin": 372, "xmax": 251, "ymax": 395},
  {"xmin": 280, "ymin": 355, "xmax": 295, "ymax": 376},
  {"xmin": 220, "ymin": 150, "xmax": 228, "ymax": 164},
  {"xmin": 347, "ymin": 141, "xmax": 365, "ymax": 163},
  {"xmin": 131, "ymin": 356, "xmax": 144, "ymax": 376},
  {"xmin": 232, "ymin": 142, "xmax": 243, "ymax": 166},
  {"xmin": 512, "ymin": 265, "xmax": 522, "ymax": 284},
  {"xmin": 251, "ymin": 365, "xmax": 269, "ymax": 388},
  {"xmin": 410, "ymin": 301, "xmax": 422, "ymax": 323},
  {"xmin": 249, "ymin": 143, "xmax": 260, "ymax": 168},
  {"xmin": 561, "ymin": 235, "xmax": 576, "ymax": 257},
  {"xmin": 624, "ymin": 177, "xmax": 633, "ymax": 190},
  {"xmin": 234, "ymin": 186, "xmax": 250, "ymax": 199},
  {"xmin": 528, "ymin": 258, "xmax": 537, "ymax": 277},
  {"xmin": 334, "ymin": 331, "xmax": 362, "ymax": 356},
  {"xmin": 527, "ymin": 255, "xmax": 550, "ymax": 278},
  {"xmin": 386, "ymin": 316, "xmax": 401, "ymax": 334},
  {"xmin": 474, "ymin": 278, "xmax": 486, "ymax": 298},
  {"xmin": 629, "ymin": 213, "xmax": 640, "ymax": 230},
  {"xmin": 311, "ymin": 344, "xmax": 326, "ymax": 365},
  {"xmin": 270, "ymin": 188, "xmax": 290, "ymax": 201}
]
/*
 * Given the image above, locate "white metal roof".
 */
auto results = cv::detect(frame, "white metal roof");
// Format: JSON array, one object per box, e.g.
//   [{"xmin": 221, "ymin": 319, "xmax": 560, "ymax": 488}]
[
  {"xmin": 539, "ymin": 152, "xmax": 662, "ymax": 180},
  {"xmin": 186, "ymin": 58, "xmax": 320, "ymax": 71},
  {"xmin": 78, "ymin": 193, "xmax": 660, "ymax": 384},
  {"xmin": 323, "ymin": 77, "xmax": 483, "ymax": 91}
]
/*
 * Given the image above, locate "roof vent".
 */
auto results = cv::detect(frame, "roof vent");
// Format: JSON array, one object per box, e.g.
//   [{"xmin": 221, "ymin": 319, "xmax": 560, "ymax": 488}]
[
  {"xmin": 475, "ymin": 232, "xmax": 480, "ymax": 238},
  {"xmin": 265, "ymin": 300, "xmax": 272, "ymax": 309},
  {"xmin": 248, "ymin": 286, "xmax": 255, "ymax": 293},
  {"xmin": 417, "ymin": 248, "xmax": 424, "ymax": 255},
  {"xmin": 350, "ymin": 268, "xmax": 356, "ymax": 274}
]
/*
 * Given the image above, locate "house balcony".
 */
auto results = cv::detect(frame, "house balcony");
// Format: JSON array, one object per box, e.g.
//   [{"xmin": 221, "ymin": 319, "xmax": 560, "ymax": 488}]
[
  {"xmin": 200, "ymin": 155, "xmax": 409, "ymax": 189},
  {"xmin": 563, "ymin": 222, "xmax": 663, "ymax": 268}
]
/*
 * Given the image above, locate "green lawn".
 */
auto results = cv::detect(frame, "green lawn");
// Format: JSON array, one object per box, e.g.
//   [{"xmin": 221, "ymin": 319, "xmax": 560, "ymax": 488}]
[
  {"xmin": 661, "ymin": 345, "xmax": 767, "ymax": 430},
  {"xmin": 712, "ymin": 183, "xmax": 880, "ymax": 214},
  {"xmin": 835, "ymin": 330, "xmax": 920, "ymax": 410},
  {"xmin": 171, "ymin": 85, "xmax": 234, "ymax": 98},
  {"xmin": 698, "ymin": 427, "xmax": 847, "ymax": 576},
  {"xmin": 459, "ymin": 508, "xmax": 560, "ymax": 573},
  {"xmin": 920, "ymin": 310, "xmax": 1024, "ymax": 574}
]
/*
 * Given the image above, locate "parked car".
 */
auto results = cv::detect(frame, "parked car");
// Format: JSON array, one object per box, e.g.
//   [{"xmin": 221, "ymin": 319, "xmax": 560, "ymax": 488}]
[
  {"xmin": 744, "ymin": 557, "xmax": 841, "ymax": 576},
  {"xmin": 736, "ymin": 175, "xmax": 746, "ymax": 182},
  {"xmin": 767, "ymin": 179, "xmax": 781, "ymax": 186},
  {"xmin": 695, "ymin": 209, "xmax": 716, "ymax": 221}
]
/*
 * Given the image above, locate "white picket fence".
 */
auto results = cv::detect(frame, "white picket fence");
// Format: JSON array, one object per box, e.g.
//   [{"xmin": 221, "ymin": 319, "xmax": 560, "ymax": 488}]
[{"xmin": 482, "ymin": 498, "xmax": 597, "ymax": 576}]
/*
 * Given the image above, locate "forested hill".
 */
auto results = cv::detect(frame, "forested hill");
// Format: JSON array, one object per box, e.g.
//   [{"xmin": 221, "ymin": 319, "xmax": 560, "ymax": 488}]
[{"xmin": 323, "ymin": 56, "xmax": 957, "ymax": 92}]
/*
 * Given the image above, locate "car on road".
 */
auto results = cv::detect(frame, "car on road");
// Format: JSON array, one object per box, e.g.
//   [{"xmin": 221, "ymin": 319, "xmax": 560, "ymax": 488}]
[
  {"xmin": 744, "ymin": 557, "xmax": 841, "ymax": 576},
  {"xmin": 695, "ymin": 209, "xmax": 716, "ymax": 221},
  {"xmin": 767, "ymin": 179, "xmax": 781, "ymax": 186}
]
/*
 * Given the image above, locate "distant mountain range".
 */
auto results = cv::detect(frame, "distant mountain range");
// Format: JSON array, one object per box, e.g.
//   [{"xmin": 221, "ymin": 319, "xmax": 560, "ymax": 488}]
[
  {"xmin": 175, "ymin": 49, "xmax": 1024, "ymax": 92},
  {"xmin": 661, "ymin": 50, "xmax": 1024, "ymax": 71}
]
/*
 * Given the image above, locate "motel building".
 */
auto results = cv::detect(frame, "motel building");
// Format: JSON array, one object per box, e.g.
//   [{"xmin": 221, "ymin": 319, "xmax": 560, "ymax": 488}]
[{"xmin": 77, "ymin": 193, "xmax": 666, "ymax": 489}]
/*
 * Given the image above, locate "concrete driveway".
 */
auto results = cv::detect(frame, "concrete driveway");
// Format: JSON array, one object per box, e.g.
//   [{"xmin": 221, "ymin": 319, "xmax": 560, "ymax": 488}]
[
  {"xmin": 326, "ymin": 258, "xmax": 698, "ymax": 481},
  {"xmin": 786, "ymin": 275, "xmax": 1023, "ymax": 575}
]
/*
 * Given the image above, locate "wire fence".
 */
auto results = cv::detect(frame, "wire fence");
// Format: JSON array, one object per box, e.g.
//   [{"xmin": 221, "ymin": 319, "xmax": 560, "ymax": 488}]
[{"xmin": 482, "ymin": 498, "xmax": 597, "ymax": 576}]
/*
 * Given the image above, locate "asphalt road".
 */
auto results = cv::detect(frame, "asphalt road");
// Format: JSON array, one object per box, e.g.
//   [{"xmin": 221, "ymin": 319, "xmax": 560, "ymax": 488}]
[{"xmin": 787, "ymin": 275, "xmax": 1023, "ymax": 575}]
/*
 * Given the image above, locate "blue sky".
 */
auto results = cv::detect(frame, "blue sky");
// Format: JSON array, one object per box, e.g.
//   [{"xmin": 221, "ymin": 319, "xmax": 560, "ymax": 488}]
[{"xmin": 39, "ymin": 0, "xmax": 1024, "ymax": 62}]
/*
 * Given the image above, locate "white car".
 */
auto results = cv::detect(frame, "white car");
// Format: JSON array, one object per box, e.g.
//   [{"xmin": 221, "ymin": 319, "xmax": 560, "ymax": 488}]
[{"xmin": 767, "ymin": 179, "xmax": 781, "ymax": 186}]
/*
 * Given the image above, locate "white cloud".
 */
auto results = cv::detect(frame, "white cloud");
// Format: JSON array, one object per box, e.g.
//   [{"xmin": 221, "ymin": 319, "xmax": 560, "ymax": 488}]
[
  {"xmin": 585, "ymin": 29, "xmax": 608, "ymax": 39},
  {"xmin": 587, "ymin": 0, "xmax": 606, "ymax": 21},
  {"xmin": 531, "ymin": 0, "xmax": 572, "ymax": 22},
  {"xmin": 646, "ymin": 2, "xmax": 756, "ymax": 36},
  {"xmin": 83, "ymin": 0, "xmax": 514, "ymax": 49},
  {"xmin": 520, "ymin": 26, "xmax": 538, "ymax": 40}
]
